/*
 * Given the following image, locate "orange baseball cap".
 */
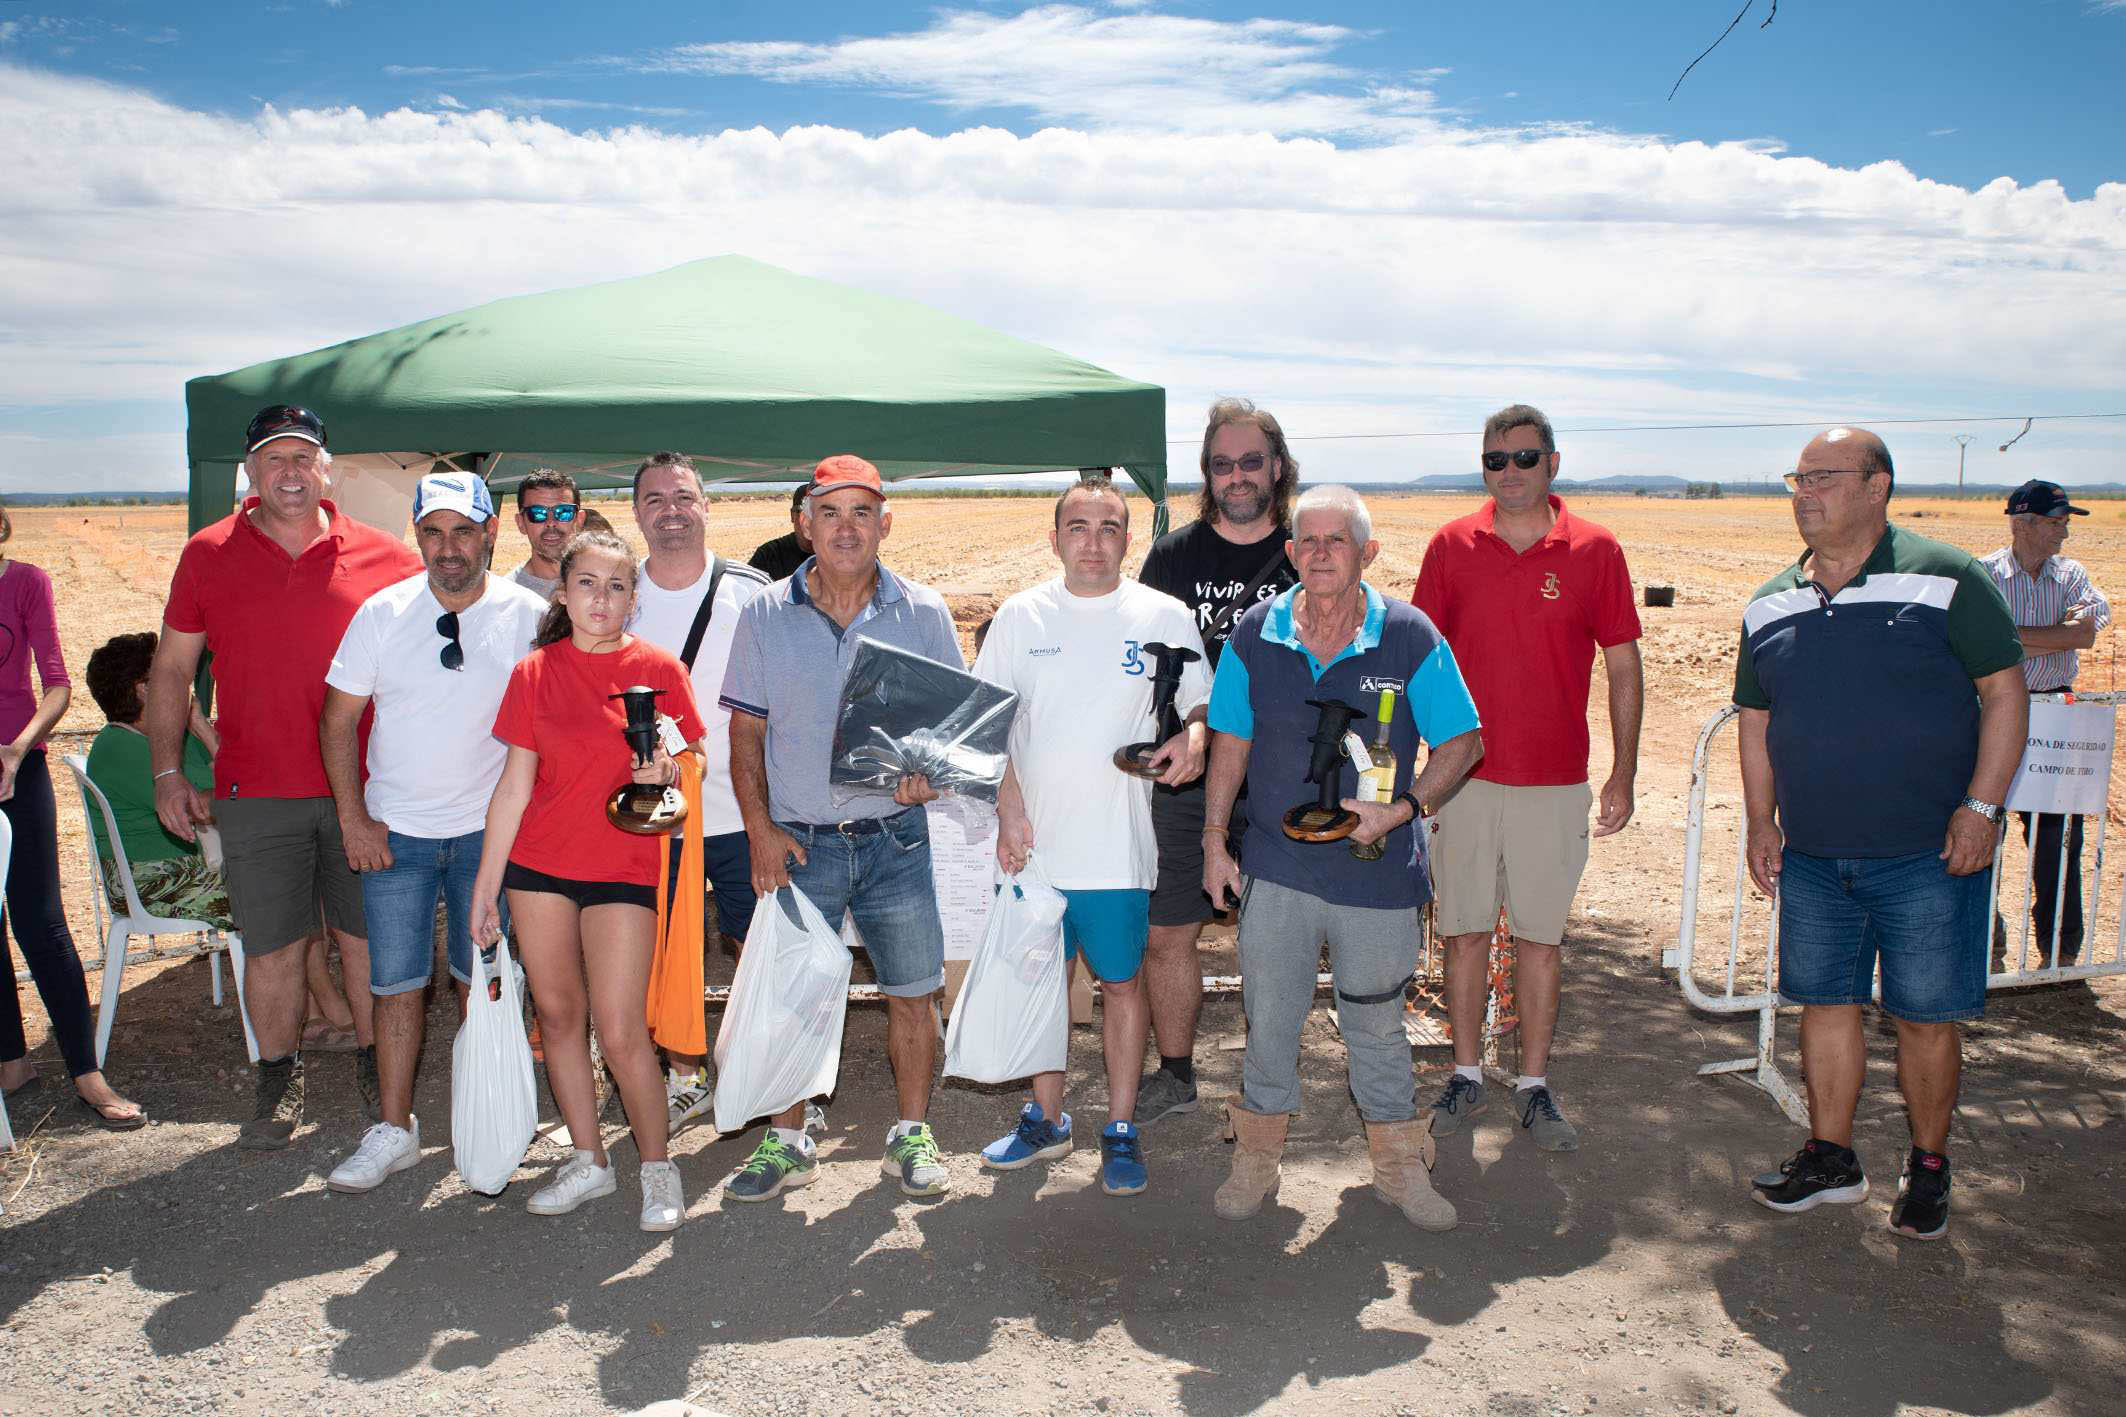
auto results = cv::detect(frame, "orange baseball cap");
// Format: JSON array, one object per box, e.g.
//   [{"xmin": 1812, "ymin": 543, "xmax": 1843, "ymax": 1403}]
[{"xmin": 808, "ymin": 454, "xmax": 885, "ymax": 500}]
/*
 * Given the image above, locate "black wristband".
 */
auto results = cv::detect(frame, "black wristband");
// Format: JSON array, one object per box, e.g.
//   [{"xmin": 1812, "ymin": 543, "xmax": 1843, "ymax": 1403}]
[{"xmin": 1397, "ymin": 789, "xmax": 1423, "ymax": 822}]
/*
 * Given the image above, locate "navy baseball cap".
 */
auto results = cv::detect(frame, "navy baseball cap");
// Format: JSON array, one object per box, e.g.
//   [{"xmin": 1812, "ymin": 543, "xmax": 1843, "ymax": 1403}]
[
  {"xmin": 245, "ymin": 404, "xmax": 327, "ymax": 453},
  {"xmin": 2005, "ymin": 480, "xmax": 2088, "ymax": 517}
]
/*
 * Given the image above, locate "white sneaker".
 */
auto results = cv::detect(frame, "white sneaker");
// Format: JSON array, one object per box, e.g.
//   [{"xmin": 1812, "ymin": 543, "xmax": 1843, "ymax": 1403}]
[
  {"xmin": 666, "ymin": 1069, "xmax": 714, "ymax": 1133},
  {"xmin": 639, "ymin": 1159, "xmax": 686, "ymax": 1232},
  {"xmin": 526, "ymin": 1150, "xmax": 617, "ymax": 1216},
  {"xmin": 327, "ymin": 1116, "xmax": 420, "ymax": 1193}
]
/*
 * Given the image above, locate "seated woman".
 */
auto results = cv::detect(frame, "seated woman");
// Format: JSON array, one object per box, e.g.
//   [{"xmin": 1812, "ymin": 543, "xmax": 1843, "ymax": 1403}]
[{"xmin": 82, "ymin": 633, "xmax": 232, "ymax": 931}]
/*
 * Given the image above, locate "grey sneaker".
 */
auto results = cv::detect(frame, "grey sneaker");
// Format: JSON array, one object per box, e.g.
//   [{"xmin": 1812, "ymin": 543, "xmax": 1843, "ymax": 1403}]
[
  {"xmin": 1135, "ymin": 1068, "xmax": 1199, "ymax": 1124},
  {"xmin": 239, "ymin": 1055, "xmax": 305, "ymax": 1150},
  {"xmin": 725, "ymin": 1132, "xmax": 817, "ymax": 1203},
  {"xmin": 354, "ymin": 1045, "xmax": 381, "ymax": 1121},
  {"xmin": 1514, "ymin": 1085, "xmax": 1580, "ymax": 1152},
  {"xmin": 1428, "ymin": 1075, "xmax": 1486, "ymax": 1138}
]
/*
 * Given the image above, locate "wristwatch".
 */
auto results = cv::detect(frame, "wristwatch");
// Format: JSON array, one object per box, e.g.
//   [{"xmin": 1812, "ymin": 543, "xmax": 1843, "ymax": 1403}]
[
  {"xmin": 1959, "ymin": 796, "xmax": 2003, "ymax": 823},
  {"xmin": 1397, "ymin": 788, "xmax": 1425, "ymax": 823}
]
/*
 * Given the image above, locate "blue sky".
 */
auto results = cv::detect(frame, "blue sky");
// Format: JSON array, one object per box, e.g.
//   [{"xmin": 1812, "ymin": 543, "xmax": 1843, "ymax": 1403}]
[{"xmin": 3, "ymin": 1, "xmax": 2124, "ymax": 491}]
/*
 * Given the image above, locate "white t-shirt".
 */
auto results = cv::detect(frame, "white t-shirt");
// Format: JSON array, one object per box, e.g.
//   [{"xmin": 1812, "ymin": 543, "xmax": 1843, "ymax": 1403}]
[
  {"xmin": 325, "ymin": 572, "xmax": 549, "ymax": 839},
  {"xmin": 973, "ymin": 577, "xmax": 1211, "ymax": 889},
  {"xmin": 629, "ymin": 555, "xmax": 771, "ymax": 837}
]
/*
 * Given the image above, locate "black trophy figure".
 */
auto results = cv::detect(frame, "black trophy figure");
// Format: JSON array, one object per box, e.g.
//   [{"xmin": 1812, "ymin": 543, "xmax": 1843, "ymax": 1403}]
[
  {"xmin": 606, "ymin": 685, "xmax": 688, "ymax": 835},
  {"xmin": 1281, "ymin": 698, "xmax": 1365, "ymax": 842},
  {"xmin": 1114, "ymin": 641, "xmax": 1203, "ymax": 778}
]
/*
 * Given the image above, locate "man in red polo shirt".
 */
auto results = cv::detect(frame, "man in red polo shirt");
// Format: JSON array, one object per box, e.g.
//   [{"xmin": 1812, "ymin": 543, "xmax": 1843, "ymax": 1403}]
[
  {"xmin": 144, "ymin": 406, "xmax": 423, "ymax": 1149},
  {"xmin": 1412, "ymin": 402, "xmax": 1642, "ymax": 1153}
]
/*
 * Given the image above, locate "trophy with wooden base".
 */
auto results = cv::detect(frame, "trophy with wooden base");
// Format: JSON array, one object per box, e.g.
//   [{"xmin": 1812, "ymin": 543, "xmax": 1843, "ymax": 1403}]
[
  {"xmin": 606, "ymin": 685, "xmax": 688, "ymax": 835},
  {"xmin": 1281, "ymin": 698, "xmax": 1366, "ymax": 842},
  {"xmin": 1114, "ymin": 642, "xmax": 1203, "ymax": 778}
]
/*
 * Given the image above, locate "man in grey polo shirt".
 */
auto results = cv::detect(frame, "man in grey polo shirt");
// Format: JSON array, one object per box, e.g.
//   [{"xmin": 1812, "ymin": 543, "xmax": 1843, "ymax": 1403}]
[{"xmin": 719, "ymin": 454, "xmax": 962, "ymax": 1202}]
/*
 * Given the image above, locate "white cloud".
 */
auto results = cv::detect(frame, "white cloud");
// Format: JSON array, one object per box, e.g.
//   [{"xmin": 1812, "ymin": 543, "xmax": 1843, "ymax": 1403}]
[
  {"xmin": 434, "ymin": 93, "xmax": 464, "ymax": 110},
  {"xmin": 646, "ymin": 6, "xmax": 1450, "ymax": 139},
  {"xmin": 0, "ymin": 58, "xmax": 2120, "ymax": 491},
  {"xmin": 1928, "ymin": 127, "xmax": 1958, "ymax": 138}
]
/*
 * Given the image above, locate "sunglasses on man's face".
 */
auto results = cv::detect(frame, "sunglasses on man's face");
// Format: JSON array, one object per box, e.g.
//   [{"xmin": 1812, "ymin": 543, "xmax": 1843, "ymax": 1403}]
[
  {"xmin": 1207, "ymin": 452, "xmax": 1269, "ymax": 477},
  {"xmin": 1482, "ymin": 449, "xmax": 1548, "ymax": 472},
  {"xmin": 436, "ymin": 611, "xmax": 464, "ymax": 671},
  {"xmin": 523, "ymin": 503, "xmax": 580, "ymax": 524}
]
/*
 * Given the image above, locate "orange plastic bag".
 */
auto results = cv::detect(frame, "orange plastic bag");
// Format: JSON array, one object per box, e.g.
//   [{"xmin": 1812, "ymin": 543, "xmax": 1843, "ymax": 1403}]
[{"xmin": 647, "ymin": 756, "xmax": 707, "ymax": 1055}]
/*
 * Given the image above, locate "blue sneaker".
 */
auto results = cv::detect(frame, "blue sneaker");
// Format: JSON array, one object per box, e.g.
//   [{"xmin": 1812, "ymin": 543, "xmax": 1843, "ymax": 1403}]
[
  {"xmin": 980, "ymin": 1102, "xmax": 1073, "ymax": 1171},
  {"xmin": 1100, "ymin": 1120, "xmax": 1148, "ymax": 1196}
]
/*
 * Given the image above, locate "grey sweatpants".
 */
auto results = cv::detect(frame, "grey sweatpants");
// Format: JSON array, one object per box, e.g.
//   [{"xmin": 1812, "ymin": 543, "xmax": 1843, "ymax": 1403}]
[{"xmin": 1237, "ymin": 877, "xmax": 1421, "ymax": 1122}]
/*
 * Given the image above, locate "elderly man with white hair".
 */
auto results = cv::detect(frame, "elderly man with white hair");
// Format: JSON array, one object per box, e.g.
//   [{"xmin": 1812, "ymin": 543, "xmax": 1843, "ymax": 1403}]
[{"xmin": 1201, "ymin": 484, "xmax": 1484, "ymax": 1230}]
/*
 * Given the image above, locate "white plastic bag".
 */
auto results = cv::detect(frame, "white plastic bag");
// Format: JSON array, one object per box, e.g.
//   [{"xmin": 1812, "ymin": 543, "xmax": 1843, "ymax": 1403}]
[
  {"xmin": 452, "ymin": 935, "xmax": 538, "ymax": 1195},
  {"xmin": 943, "ymin": 868, "xmax": 1069, "ymax": 1084},
  {"xmin": 714, "ymin": 885, "xmax": 855, "ymax": 1135}
]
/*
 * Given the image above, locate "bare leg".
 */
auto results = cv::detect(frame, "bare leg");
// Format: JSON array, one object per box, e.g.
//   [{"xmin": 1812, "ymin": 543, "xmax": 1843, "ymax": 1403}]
[
  {"xmin": 581, "ymin": 903, "xmax": 668, "ymax": 1164},
  {"xmin": 1893, "ymin": 1019, "xmax": 1961, "ymax": 1154},
  {"xmin": 1032, "ymin": 1071, "xmax": 1065, "ymax": 1119},
  {"xmin": 1144, "ymin": 922, "xmax": 1205, "ymax": 1059},
  {"xmin": 884, "ymin": 992, "xmax": 938, "ymax": 1122},
  {"xmin": 329, "ymin": 927, "xmax": 374, "ymax": 1046},
  {"xmin": 372, "ymin": 990, "xmax": 424, "ymax": 1130},
  {"xmin": 305, "ymin": 934, "xmax": 354, "ymax": 1030},
  {"xmin": 1798, "ymin": 1004, "xmax": 1866, "ymax": 1147},
  {"xmin": 1443, "ymin": 931, "xmax": 1491, "ymax": 1068},
  {"xmin": 511, "ymin": 891, "xmax": 602, "ymax": 1164},
  {"xmin": 246, "ymin": 935, "xmax": 314, "ymax": 1059},
  {"xmin": 1515, "ymin": 940, "xmax": 1562, "ymax": 1076},
  {"xmin": 1102, "ymin": 972, "xmax": 1149, "ymax": 1123}
]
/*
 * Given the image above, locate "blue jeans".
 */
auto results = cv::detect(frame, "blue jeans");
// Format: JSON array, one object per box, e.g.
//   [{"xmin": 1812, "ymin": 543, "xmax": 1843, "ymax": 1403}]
[
  {"xmin": 1778, "ymin": 848, "xmax": 1989, "ymax": 1024},
  {"xmin": 777, "ymin": 807, "xmax": 945, "ymax": 998},
  {"xmin": 364, "ymin": 829, "xmax": 494, "ymax": 995}
]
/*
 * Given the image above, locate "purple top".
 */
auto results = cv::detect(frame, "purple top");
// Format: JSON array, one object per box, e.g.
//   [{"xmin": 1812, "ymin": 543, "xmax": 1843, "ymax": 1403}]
[{"xmin": 0, "ymin": 560, "xmax": 70, "ymax": 745}]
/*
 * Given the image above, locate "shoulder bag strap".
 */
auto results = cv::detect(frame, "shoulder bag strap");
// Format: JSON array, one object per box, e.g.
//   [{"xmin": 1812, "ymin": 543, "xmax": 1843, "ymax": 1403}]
[{"xmin": 679, "ymin": 556, "xmax": 728, "ymax": 672}]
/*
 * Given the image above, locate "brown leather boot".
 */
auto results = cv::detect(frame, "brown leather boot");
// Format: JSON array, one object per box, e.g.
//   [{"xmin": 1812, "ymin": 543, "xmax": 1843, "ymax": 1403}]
[
  {"xmin": 1366, "ymin": 1116, "xmax": 1456, "ymax": 1231},
  {"xmin": 1215, "ymin": 1096, "xmax": 1288, "ymax": 1220}
]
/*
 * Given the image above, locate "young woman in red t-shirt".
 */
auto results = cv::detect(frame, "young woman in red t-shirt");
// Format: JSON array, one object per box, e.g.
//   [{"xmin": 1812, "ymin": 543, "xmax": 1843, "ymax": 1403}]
[{"xmin": 471, "ymin": 529, "xmax": 707, "ymax": 1232}]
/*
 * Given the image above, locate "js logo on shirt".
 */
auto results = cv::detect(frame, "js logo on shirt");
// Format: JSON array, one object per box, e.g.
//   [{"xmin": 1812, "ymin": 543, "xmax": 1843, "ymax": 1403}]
[
  {"xmin": 1539, "ymin": 572, "xmax": 1561, "ymax": 601},
  {"xmin": 1121, "ymin": 640, "xmax": 1147, "ymax": 676}
]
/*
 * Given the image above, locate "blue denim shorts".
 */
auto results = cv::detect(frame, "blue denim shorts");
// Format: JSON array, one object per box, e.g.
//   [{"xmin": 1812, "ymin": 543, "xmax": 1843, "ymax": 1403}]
[
  {"xmin": 364, "ymin": 829, "xmax": 494, "ymax": 995},
  {"xmin": 778, "ymin": 807, "xmax": 945, "ymax": 998},
  {"xmin": 1777, "ymin": 848, "xmax": 1989, "ymax": 1023},
  {"xmin": 1060, "ymin": 888, "xmax": 1151, "ymax": 983}
]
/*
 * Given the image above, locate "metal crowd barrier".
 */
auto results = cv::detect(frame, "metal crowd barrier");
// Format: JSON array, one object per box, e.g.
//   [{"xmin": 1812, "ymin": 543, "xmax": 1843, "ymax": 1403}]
[{"xmin": 1670, "ymin": 697, "xmax": 2126, "ymax": 1123}]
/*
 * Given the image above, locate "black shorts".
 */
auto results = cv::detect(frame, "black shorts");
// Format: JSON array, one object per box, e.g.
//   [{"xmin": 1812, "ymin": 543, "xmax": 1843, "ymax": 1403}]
[
  {"xmin": 1148, "ymin": 782, "xmax": 1248, "ymax": 928},
  {"xmin": 502, "ymin": 861, "xmax": 656, "ymax": 912}
]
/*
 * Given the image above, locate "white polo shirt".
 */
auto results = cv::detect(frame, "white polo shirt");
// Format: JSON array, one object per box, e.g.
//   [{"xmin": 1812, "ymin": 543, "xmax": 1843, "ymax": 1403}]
[{"xmin": 326, "ymin": 571, "xmax": 549, "ymax": 838}]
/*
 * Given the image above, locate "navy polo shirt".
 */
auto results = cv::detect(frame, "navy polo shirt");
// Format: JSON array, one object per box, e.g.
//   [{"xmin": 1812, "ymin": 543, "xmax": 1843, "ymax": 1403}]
[
  {"xmin": 1208, "ymin": 583, "xmax": 1480, "ymax": 910},
  {"xmin": 1733, "ymin": 524, "xmax": 2021, "ymax": 858}
]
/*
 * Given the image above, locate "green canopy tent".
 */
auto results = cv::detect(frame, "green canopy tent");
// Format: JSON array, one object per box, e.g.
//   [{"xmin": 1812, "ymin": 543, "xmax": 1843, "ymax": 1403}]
[{"xmin": 183, "ymin": 255, "xmax": 1168, "ymax": 536}]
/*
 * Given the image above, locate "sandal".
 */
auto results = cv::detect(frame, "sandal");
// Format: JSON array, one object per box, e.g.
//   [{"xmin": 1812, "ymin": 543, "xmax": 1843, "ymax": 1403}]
[
  {"xmin": 300, "ymin": 1019, "xmax": 360, "ymax": 1053},
  {"xmin": 77, "ymin": 1095, "xmax": 148, "ymax": 1131},
  {"xmin": 2, "ymin": 1072, "xmax": 44, "ymax": 1100}
]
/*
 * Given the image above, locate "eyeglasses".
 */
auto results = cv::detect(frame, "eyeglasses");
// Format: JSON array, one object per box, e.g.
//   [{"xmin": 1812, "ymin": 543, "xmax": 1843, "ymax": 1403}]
[
  {"xmin": 522, "ymin": 503, "xmax": 580, "ymax": 524},
  {"xmin": 1782, "ymin": 469, "xmax": 1872, "ymax": 493},
  {"xmin": 436, "ymin": 611, "xmax": 464, "ymax": 671},
  {"xmin": 1207, "ymin": 452, "xmax": 1269, "ymax": 477},
  {"xmin": 1481, "ymin": 449, "xmax": 1548, "ymax": 472}
]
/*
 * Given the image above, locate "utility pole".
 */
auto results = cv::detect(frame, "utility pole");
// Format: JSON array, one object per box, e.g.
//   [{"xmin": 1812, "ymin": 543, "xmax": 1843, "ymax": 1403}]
[{"xmin": 1954, "ymin": 434, "xmax": 1975, "ymax": 491}]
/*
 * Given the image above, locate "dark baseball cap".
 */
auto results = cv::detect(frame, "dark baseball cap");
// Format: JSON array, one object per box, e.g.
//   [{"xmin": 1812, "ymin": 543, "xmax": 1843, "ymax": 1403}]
[
  {"xmin": 245, "ymin": 404, "xmax": 327, "ymax": 454},
  {"xmin": 2005, "ymin": 479, "xmax": 2087, "ymax": 517}
]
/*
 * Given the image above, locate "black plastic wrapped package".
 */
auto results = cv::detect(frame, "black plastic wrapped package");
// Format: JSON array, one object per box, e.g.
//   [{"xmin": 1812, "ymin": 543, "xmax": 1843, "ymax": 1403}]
[{"xmin": 829, "ymin": 636, "xmax": 1018, "ymax": 804}]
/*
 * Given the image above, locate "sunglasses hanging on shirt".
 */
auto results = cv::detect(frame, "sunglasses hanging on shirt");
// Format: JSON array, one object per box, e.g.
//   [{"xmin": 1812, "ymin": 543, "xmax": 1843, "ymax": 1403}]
[{"xmin": 436, "ymin": 611, "xmax": 464, "ymax": 671}]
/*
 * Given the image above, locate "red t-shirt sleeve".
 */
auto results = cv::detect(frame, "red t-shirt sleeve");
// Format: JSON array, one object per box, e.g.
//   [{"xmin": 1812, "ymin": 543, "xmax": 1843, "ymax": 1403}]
[
  {"xmin": 1589, "ymin": 537, "xmax": 1643, "ymax": 647},
  {"xmin": 492, "ymin": 658, "xmax": 539, "ymax": 751},
  {"xmin": 164, "ymin": 539, "xmax": 209, "ymax": 635},
  {"xmin": 1412, "ymin": 532, "xmax": 1450, "ymax": 627}
]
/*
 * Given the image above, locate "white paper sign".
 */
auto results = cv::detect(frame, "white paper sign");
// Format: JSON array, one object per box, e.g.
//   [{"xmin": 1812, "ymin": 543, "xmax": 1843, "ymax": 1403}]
[
  {"xmin": 925, "ymin": 796, "xmax": 1001, "ymax": 963},
  {"xmin": 2006, "ymin": 700, "xmax": 2115, "ymax": 815}
]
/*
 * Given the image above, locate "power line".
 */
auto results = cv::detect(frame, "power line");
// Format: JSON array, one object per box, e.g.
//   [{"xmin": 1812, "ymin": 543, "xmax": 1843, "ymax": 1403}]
[{"xmin": 1164, "ymin": 411, "xmax": 2126, "ymax": 445}]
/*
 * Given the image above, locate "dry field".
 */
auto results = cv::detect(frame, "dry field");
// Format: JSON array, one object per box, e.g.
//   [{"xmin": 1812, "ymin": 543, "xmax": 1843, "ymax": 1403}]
[{"xmin": 1, "ymin": 492, "xmax": 2121, "ymax": 1417}]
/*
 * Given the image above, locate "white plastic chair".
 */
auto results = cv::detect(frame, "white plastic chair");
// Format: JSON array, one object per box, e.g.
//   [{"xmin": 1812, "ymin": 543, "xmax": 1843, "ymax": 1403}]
[{"xmin": 65, "ymin": 754, "xmax": 258, "ymax": 1068}]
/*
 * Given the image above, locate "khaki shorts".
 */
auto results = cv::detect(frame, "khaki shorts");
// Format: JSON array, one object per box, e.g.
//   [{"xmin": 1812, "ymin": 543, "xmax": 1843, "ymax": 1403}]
[
  {"xmin": 213, "ymin": 796, "xmax": 366, "ymax": 957},
  {"xmin": 1429, "ymin": 779, "xmax": 1592, "ymax": 946}
]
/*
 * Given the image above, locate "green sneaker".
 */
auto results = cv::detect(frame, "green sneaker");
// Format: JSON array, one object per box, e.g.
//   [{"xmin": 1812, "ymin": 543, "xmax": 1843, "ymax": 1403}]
[
  {"xmin": 881, "ymin": 1122, "xmax": 951, "ymax": 1197},
  {"xmin": 724, "ymin": 1132, "xmax": 816, "ymax": 1203}
]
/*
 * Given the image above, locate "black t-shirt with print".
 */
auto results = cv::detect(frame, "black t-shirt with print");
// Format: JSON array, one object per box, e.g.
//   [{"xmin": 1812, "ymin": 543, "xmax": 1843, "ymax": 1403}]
[{"xmin": 1138, "ymin": 517, "xmax": 1297, "ymax": 668}]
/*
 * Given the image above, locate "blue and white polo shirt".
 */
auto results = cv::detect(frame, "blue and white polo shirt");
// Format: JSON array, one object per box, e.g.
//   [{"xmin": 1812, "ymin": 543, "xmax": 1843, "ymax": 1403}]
[{"xmin": 1733, "ymin": 524, "xmax": 2021, "ymax": 859}]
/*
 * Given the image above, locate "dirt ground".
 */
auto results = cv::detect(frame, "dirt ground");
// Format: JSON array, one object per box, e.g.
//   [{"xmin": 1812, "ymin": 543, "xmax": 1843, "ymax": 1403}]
[{"xmin": 1, "ymin": 493, "xmax": 2122, "ymax": 1417}]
